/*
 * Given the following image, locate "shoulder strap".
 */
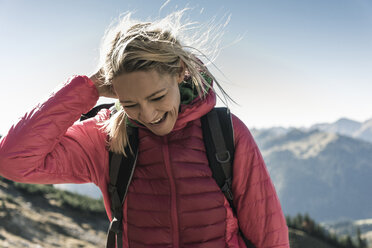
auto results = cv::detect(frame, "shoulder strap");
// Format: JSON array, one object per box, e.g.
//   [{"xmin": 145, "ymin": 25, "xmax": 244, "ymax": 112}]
[
  {"xmin": 106, "ymin": 125, "xmax": 139, "ymax": 248},
  {"xmin": 80, "ymin": 103, "xmax": 115, "ymax": 121},
  {"xmin": 81, "ymin": 103, "xmax": 137, "ymax": 248},
  {"xmin": 201, "ymin": 107, "xmax": 234, "ymax": 204},
  {"xmin": 201, "ymin": 107, "xmax": 255, "ymax": 248}
]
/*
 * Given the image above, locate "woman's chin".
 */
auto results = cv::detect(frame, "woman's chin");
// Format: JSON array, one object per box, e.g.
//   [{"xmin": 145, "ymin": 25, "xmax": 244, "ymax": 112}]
[{"xmin": 147, "ymin": 113, "xmax": 176, "ymax": 136}]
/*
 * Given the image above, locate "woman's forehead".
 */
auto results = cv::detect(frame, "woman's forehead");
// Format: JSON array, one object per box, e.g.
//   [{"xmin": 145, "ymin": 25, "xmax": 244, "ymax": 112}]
[{"xmin": 113, "ymin": 70, "xmax": 173, "ymax": 100}]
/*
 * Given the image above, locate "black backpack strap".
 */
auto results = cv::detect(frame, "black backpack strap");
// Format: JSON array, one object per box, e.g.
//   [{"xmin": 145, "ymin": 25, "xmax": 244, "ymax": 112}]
[
  {"xmin": 106, "ymin": 125, "xmax": 139, "ymax": 248},
  {"xmin": 201, "ymin": 107, "xmax": 255, "ymax": 248},
  {"xmin": 201, "ymin": 107, "xmax": 235, "ymax": 204},
  {"xmin": 80, "ymin": 103, "xmax": 115, "ymax": 121}
]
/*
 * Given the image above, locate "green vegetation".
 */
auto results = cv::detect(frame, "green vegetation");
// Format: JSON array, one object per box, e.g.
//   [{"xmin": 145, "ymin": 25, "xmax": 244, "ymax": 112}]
[
  {"xmin": 1, "ymin": 177, "xmax": 105, "ymax": 214},
  {"xmin": 287, "ymin": 213, "xmax": 368, "ymax": 248}
]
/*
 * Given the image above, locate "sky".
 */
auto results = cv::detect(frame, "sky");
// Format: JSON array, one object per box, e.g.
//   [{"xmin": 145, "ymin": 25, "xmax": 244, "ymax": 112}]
[{"xmin": 1, "ymin": 0, "xmax": 372, "ymax": 136}]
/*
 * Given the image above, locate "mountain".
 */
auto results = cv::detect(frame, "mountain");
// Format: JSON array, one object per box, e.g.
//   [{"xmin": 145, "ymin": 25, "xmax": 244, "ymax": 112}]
[
  {"xmin": 310, "ymin": 117, "xmax": 372, "ymax": 143},
  {"xmin": 354, "ymin": 119, "xmax": 372, "ymax": 143},
  {"xmin": 311, "ymin": 118, "xmax": 362, "ymax": 137},
  {"xmin": 252, "ymin": 117, "xmax": 372, "ymax": 144},
  {"xmin": 253, "ymin": 128, "xmax": 372, "ymax": 222},
  {"xmin": 0, "ymin": 177, "xmax": 107, "ymax": 247}
]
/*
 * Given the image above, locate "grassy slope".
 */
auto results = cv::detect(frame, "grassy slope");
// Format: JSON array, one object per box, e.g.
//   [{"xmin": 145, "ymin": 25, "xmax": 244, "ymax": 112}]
[
  {"xmin": 0, "ymin": 178, "xmax": 107, "ymax": 247},
  {"xmin": 289, "ymin": 228, "xmax": 338, "ymax": 248}
]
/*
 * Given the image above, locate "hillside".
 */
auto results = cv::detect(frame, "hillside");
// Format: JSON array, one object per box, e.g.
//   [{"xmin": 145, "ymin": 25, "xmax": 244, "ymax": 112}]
[
  {"xmin": 289, "ymin": 228, "xmax": 338, "ymax": 248},
  {"xmin": 2, "ymin": 176, "xmax": 362, "ymax": 247},
  {"xmin": 253, "ymin": 128, "xmax": 372, "ymax": 222},
  {"xmin": 323, "ymin": 219, "xmax": 372, "ymax": 247},
  {"xmin": 0, "ymin": 177, "xmax": 107, "ymax": 247}
]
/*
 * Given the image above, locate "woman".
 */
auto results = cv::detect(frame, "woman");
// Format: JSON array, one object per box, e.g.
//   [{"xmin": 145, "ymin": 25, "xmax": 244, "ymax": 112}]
[{"xmin": 0, "ymin": 11, "xmax": 289, "ymax": 248}]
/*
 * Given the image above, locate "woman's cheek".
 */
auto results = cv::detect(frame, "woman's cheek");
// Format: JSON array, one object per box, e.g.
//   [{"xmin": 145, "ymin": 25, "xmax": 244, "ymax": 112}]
[{"xmin": 124, "ymin": 109, "xmax": 137, "ymax": 120}]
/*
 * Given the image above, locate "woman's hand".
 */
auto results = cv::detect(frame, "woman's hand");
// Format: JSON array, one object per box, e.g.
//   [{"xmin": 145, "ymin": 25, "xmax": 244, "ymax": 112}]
[{"xmin": 89, "ymin": 70, "xmax": 117, "ymax": 98}]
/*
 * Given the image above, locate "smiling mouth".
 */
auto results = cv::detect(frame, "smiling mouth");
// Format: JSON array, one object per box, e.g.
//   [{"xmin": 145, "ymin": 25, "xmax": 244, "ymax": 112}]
[{"xmin": 150, "ymin": 112, "xmax": 168, "ymax": 125}]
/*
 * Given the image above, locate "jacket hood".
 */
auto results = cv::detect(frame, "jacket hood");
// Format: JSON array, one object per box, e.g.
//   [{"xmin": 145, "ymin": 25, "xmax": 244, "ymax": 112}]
[{"xmin": 173, "ymin": 75, "xmax": 216, "ymax": 131}]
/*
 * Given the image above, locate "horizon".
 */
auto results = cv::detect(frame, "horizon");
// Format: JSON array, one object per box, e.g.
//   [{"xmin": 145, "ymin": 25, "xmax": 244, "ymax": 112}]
[
  {"xmin": 1, "ymin": 0, "xmax": 372, "ymax": 135},
  {"xmin": 1, "ymin": 111, "xmax": 371, "ymax": 136}
]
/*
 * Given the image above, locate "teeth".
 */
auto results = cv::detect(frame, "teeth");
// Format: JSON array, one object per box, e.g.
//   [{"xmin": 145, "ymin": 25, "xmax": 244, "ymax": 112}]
[{"xmin": 151, "ymin": 115, "xmax": 163, "ymax": 124}]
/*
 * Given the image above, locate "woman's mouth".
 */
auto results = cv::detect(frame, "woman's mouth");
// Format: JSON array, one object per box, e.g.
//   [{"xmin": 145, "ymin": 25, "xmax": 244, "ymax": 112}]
[{"xmin": 150, "ymin": 112, "xmax": 168, "ymax": 125}]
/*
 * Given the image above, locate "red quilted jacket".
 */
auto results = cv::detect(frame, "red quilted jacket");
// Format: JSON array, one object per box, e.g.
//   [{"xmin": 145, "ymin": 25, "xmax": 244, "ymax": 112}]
[{"xmin": 0, "ymin": 76, "xmax": 289, "ymax": 247}]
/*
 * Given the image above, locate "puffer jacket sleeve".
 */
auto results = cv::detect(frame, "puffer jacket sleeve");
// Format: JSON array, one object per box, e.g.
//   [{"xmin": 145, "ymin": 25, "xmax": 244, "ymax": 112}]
[
  {"xmin": 0, "ymin": 76, "xmax": 109, "ymax": 186},
  {"xmin": 231, "ymin": 114, "xmax": 289, "ymax": 248}
]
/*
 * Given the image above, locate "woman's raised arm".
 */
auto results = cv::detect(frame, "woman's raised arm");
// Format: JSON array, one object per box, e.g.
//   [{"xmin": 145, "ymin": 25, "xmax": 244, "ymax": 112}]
[{"xmin": 0, "ymin": 76, "xmax": 109, "ymax": 186}]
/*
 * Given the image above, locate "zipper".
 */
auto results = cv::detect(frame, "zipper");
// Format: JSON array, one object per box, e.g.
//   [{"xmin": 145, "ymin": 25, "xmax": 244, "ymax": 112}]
[{"xmin": 162, "ymin": 136, "xmax": 180, "ymax": 248}]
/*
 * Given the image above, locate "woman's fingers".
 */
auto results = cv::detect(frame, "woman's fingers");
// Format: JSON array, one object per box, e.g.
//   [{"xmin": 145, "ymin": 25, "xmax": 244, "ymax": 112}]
[{"xmin": 90, "ymin": 71, "xmax": 117, "ymax": 98}]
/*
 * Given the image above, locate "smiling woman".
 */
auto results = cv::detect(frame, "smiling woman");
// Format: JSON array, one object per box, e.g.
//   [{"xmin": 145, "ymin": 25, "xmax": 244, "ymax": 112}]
[
  {"xmin": 0, "ymin": 9, "xmax": 289, "ymax": 248},
  {"xmin": 113, "ymin": 70, "xmax": 183, "ymax": 136}
]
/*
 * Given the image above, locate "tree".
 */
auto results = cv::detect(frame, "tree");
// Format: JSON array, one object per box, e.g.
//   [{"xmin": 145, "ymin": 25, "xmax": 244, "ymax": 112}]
[
  {"xmin": 340, "ymin": 235, "xmax": 355, "ymax": 248},
  {"xmin": 356, "ymin": 227, "xmax": 367, "ymax": 248},
  {"xmin": 303, "ymin": 213, "xmax": 315, "ymax": 235}
]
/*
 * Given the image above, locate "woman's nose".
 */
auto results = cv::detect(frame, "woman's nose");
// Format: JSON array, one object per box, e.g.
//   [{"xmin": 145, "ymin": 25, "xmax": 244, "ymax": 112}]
[{"xmin": 138, "ymin": 104, "xmax": 156, "ymax": 123}]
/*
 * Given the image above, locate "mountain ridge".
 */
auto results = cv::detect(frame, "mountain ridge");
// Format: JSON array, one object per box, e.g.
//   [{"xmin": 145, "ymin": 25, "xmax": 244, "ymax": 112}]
[
  {"xmin": 252, "ymin": 116, "xmax": 372, "ymax": 144},
  {"xmin": 253, "ymin": 128, "xmax": 372, "ymax": 222}
]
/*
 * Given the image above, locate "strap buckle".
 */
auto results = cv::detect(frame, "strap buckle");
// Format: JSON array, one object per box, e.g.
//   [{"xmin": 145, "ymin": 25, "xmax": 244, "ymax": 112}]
[
  {"xmin": 108, "ymin": 184, "xmax": 117, "ymax": 194},
  {"xmin": 109, "ymin": 217, "xmax": 122, "ymax": 234},
  {"xmin": 221, "ymin": 178, "xmax": 233, "ymax": 201},
  {"xmin": 215, "ymin": 151, "xmax": 230, "ymax": 163}
]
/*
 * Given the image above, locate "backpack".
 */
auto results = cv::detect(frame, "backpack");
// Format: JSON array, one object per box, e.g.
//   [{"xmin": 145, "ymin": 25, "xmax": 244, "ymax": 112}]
[{"xmin": 81, "ymin": 104, "xmax": 255, "ymax": 248}]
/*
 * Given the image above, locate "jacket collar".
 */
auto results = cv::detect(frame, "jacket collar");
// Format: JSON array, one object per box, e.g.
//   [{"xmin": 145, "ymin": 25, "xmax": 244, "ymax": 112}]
[{"xmin": 172, "ymin": 85, "xmax": 216, "ymax": 132}]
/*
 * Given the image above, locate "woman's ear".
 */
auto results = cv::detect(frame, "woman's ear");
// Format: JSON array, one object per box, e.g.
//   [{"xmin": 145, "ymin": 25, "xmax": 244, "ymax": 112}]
[{"xmin": 176, "ymin": 60, "xmax": 186, "ymax": 84}]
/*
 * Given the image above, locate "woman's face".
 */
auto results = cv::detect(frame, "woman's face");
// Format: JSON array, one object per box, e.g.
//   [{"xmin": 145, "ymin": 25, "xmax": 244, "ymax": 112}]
[{"xmin": 113, "ymin": 69, "xmax": 184, "ymax": 136}]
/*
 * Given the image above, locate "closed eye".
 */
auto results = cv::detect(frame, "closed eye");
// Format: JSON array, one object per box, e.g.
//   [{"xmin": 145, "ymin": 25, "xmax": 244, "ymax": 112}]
[
  {"xmin": 151, "ymin": 95, "xmax": 165, "ymax": 101},
  {"xmin": 123, "ymin": 104, "xmax": 137, "ymax": 108},
  {"xmin": 122, "ymin": 94, "xmax": 165, "ymax": 108}
]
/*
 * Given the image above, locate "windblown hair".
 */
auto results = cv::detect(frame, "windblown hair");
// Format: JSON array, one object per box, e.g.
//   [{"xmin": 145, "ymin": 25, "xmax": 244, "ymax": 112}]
[{"xmin": 98, "ymin": 10, "xmax": 230, "ymax": 155}]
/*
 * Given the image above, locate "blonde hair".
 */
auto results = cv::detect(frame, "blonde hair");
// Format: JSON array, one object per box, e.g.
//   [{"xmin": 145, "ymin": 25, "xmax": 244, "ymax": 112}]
[{"xmin": 99, "ymin": 10, "xmax": 231, "ymax": 155}]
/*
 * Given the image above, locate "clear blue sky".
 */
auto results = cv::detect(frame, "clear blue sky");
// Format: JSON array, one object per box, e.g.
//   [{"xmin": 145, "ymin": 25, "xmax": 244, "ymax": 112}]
[{"xmin": 1, "ymin": 0, "xmax": 372, "ymax": 135}]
